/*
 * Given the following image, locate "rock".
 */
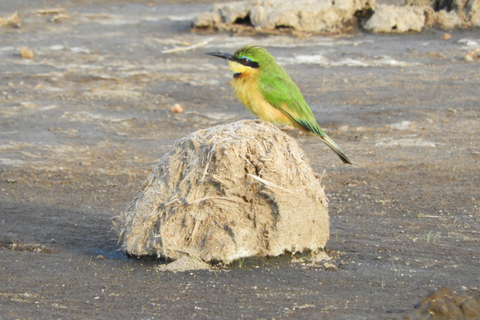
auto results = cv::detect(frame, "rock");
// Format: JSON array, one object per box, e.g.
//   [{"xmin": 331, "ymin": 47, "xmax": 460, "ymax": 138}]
[
  {"xmin": 442, "ymin": 32, "xmax": 451, "ymax": 39},
  {"xmin": 215, "ymin": 0, "xmax": 252, "ymax": 24},
  {"xmin": 249, "ymin": 5, "xmax": 268, "ymax": 29},
  {"xmin": 20, "ymin": 47, "xmax": 34, "ymax": 59},
  {"xmin": 404, "ymin": 287, "xmax": 480, "ymax": 320},
  {"xmin": 363, "ymin": 4, "xmax": 425, "ymax": 32},
  {"xmin": 114, "ymin": 120, "xmax": 330, "ymax": 263},
  {"xmin": 466, "ymin": 0, "xmax": 480, "ymax": 26},
  {"xmin": 437, "ymin": 9, "xmax": 465, "ymax": 28},
  {"xmin": 411, "ymin": 0, "xmax": 480, "ymax": 28},
  {"xmin": 193, "ymin": 0, "xmax": 480, "ymax": 33},
  {"xmin": 424, "ymin": 7, "xmax": 465, "ymax": 28},
  {"xmin": 191, "ymin": 0, "xmax": 251, "ymax": 28},
  {"xmin": 170, "ymin": 103, "xmax": 183, "ymax": 113},
  {"xmin": 191, "ymin": 11, "xmax": 220, "ymax": 28},
  {"xmin": 192, "ymin": 0, "xmax": 375, "ymax": 33}
]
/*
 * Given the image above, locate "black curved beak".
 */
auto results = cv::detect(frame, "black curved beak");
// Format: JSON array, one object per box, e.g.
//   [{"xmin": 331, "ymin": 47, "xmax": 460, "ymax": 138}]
[{"xmin": 205, "ymin": 52, "xmax": 234, "ymax": 61}]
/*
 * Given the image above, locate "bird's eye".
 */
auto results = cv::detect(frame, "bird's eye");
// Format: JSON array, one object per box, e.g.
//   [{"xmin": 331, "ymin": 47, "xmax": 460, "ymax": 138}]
[{"xmin": 237, "ymin": 56, "xmax": 259, "ymax": 68}]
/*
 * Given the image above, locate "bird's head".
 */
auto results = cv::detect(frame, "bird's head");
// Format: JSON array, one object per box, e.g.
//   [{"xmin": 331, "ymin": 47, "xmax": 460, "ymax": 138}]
[{"xmin": 206, "ymin": 46, "xmax": 273, "ymax": 78}]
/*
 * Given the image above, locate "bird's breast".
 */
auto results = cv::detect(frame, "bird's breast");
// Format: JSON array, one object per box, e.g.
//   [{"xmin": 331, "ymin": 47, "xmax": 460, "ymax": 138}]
[{"xmin": 230, "ymin": 72, "xmax": 293, "ymax": 126}]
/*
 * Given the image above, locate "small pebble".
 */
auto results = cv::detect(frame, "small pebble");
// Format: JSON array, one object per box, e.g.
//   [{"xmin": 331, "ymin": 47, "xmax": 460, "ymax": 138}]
[
  {"xmin": 20, "ymin": 47, "xmax": 34, "ymax": 59},
  {"xmin": 171, "ymin": 103, "xmax": 183, "ymax": 113}
]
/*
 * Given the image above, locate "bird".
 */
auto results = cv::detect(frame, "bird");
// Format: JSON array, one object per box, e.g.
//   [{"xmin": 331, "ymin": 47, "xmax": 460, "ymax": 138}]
[{"xmin": 206, "ymin": 45, "xmax": 352, "ymax": 164}]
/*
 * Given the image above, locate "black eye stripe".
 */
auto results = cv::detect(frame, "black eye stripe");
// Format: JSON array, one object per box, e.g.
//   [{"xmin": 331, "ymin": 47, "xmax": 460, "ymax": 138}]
[
  {"xmin": 237, "ymin": 57, "xmax": 259, "ymax": 68},
  {"xmin": 249, "ymin": 61, "xmax": 259, "ymax": 68}
]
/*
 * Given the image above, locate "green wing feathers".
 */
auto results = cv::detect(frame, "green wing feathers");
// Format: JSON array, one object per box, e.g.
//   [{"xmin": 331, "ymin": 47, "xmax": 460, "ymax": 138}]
[
  {"xmin": 259, "ymin": 70, "xmax": 352, "ymax": 164},
  {"xmin": 259, "ymin": 71, "xmax": 317, "ymax": 125}
]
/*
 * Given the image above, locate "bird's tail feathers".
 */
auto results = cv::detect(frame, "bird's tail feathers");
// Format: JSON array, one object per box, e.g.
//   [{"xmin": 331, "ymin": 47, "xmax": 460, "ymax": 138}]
[
  {"xmin": 292, "ymin": 119, "xmax": 352, "ymax": 164},
  {"xmin": 319, "ymin": 134, "xmax": 352, "ymax": 165}
]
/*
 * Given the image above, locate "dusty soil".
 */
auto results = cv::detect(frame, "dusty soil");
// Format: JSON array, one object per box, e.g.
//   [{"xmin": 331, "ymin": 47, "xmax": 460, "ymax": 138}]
[{"xmin": 1, "ymin": 0, "xmax": 479, "ymax": 319}]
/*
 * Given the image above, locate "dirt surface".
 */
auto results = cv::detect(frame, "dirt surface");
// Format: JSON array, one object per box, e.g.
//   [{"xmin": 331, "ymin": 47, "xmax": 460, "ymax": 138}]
[{"xmin": 1, "ymin": 0, "xmax": 479, "ymax": 319}]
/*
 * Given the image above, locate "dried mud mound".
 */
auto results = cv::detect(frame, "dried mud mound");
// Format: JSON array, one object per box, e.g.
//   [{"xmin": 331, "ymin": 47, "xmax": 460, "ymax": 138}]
[
  {"xmin": 114, "ymin": 120, "xmax": 329, "ymax": 263},
  {"xmin": 404, "ymin": 287, "xmax": 480, "ymax": 320}
]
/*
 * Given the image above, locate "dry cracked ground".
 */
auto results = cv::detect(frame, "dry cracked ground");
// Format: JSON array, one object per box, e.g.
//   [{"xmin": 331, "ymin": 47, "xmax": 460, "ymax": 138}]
[{"xmin": 1, "ymin": 0, "xmax": 479, "ymax": 319}]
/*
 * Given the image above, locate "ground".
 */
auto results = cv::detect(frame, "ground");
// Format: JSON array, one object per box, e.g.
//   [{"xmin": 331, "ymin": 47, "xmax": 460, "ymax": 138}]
[{"xmin": 0, "ymin": 0, "xmax": 479, "ymax": 319}]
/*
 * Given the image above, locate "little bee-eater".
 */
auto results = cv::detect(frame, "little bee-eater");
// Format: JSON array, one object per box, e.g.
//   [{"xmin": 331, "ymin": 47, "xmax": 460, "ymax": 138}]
[{"xmin": 206, "ymin": 46, "xmax": 352, "ymax": 164}]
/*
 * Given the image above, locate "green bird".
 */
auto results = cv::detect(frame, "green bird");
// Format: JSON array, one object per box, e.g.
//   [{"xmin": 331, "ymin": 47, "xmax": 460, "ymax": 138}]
[{"xmin": 206, "ymin": 45, "xmax": 352, "ymax": 164}]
